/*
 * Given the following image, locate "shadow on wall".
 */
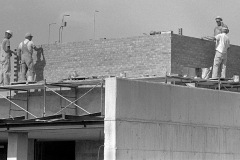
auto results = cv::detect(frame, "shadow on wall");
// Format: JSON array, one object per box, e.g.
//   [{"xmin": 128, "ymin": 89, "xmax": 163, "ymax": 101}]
[{"xmin": 34, "ymin": 48, "xmax": 46, "ymax": 82}]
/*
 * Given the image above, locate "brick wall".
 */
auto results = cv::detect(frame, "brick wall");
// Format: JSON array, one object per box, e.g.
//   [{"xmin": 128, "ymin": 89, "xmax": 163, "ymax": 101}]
[
  {"xmin": 171, "ymin": 34, "xmax": 215, "ymax": 75},
  {"xmin": 171, "ymin": 34, "xmax": 240, "ymax": 78},
  {"xmin": 23, "ymin": 33, "xmax": 240, "ymax": 82},
  {"xmin": 36, "ymin": 33, "xmax": 171, "ymax": 82}
]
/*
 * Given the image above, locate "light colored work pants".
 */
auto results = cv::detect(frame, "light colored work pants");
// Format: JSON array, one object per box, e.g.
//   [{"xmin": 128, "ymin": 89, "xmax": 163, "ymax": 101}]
[
  {"xmin": 0, "ymin": 58, "xmax": 11, "ymax": 85},
  {"xmin": 212, "ymin": 50, "xmax": 227, "ymax": 79},
  {"xmin": 202, "ymin": 67, "xmax": 212, "ymax": 79},
  {"xmin": 20, "ymin": 54, "xmax": 34, "ymax": 82}
]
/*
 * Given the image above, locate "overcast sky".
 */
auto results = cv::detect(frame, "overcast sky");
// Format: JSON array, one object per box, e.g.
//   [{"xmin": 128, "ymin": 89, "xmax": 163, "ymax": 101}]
[{"xmin": 1, "ymin": 0, "xmax": 239, "ymax": 49}]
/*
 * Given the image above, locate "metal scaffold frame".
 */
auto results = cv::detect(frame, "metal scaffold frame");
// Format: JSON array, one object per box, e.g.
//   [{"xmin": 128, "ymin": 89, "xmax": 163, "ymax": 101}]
[{"xmin": 0, "ymin": 78, "xmax": 105, "ymax": 119}]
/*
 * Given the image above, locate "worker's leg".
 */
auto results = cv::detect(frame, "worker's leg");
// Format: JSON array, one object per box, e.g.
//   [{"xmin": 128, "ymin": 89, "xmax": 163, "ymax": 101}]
[
  {"xmin": 221, "ymin": 56, "xmax": 227, "ymax": 78},
  {"xmin": 201, "ymin": 68, "xmax": 209, "ymax": 79},
  {"xmin": 3, "ymin": 59, "xmax": 11, "ymax": 85},
  {"xmin": 0, "ymin": 64, "xmax": 4, "ymax": 85},
  {"xmin": 25, "ymin": 57, "xmax": 34, "ymax": 82},
  {"xmin": 20, "ymin": 62, "xmax": 27, "ymax": 81},
  {"xmin": 202, "ymin": 67, "xmax": 212, "ymax": 79},
  {"xmin": 20, "ymin": 56, "xmax": 28, "ymax": 82},
  {"xmin": 212, "ymin": 51, "xmax": 222, "ymax": 79}
]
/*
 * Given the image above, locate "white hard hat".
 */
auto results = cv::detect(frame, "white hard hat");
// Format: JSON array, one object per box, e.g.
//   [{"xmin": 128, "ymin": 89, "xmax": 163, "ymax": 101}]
[
  {"xmin": 215, "ymin": 16, "xmax": 222, "ymax": 21},
  {"xmin": 25, "ymin": 32, "xmax": 33, "ymax": 38},
  {"xmin": 5, "ymin": 30, "xmax": 13, "ymax": 36}
]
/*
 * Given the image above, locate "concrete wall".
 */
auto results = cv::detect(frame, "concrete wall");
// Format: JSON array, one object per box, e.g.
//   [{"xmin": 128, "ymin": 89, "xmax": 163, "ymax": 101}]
[
  {"xmin": 172, "ymin": 34, "xmax": 240, "ymax": 78},
  {"xmin": 104, "ymin": 78, "xmax": 240, "ymax": 160},
  {"xmin": 35, "ymin": 34, "xmax": 171, "ymax": 82},
  {"xmin": 0, "ymin": 87, "xmax": 104, "ymax": 119}
]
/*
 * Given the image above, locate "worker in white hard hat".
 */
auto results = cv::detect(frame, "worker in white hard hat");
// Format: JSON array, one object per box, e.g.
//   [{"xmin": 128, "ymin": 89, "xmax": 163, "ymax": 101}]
[
  {"xmin": 17, "ymin": 33, "xmax": 42, "ymax": 82},
  {"xmin": 214, "ymin": 16, "xmax": 229, "ymax": 36},
  {"xmin": 212, "ymin": 27, "xmax": 230, "ymax": 79},
  {"xmin": 202, "ymin": 16, "xmax": 229, "ymax": 79},
  {"xmin": 0, "ymin": 30, "xmax": 17, "ymax": 85}
]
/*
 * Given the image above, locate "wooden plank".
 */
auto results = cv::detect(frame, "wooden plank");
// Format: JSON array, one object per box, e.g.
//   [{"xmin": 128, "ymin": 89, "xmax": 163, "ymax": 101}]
[{"xmin": 11, "ymin": 81, "xmax": 37, "ymax": 85}]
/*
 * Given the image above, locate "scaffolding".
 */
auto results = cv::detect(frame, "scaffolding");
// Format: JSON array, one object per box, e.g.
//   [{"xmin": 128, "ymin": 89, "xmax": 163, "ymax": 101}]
[
  {"xmin": 0, "ymin": 78, "xmax": 105, "ymax": 120},
  {"xmin": 132, "ymin": 75, "xmax": 240, "ymax": 92}
]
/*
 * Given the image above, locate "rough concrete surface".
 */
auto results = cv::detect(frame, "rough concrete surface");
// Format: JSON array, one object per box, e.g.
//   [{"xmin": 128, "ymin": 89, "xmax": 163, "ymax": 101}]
[{"xmin": 104, "ymin": 78, "xmax": 240, "ymax": 160}]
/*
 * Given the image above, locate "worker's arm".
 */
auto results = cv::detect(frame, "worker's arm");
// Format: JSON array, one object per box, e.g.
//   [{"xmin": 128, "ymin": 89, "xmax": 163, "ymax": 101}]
[
  {"xmin": 30, "ymin": 41, "xmax": 42, "ymax": 51},
  {"xmin": 17, "ymin": 43, "xmax": 22, "ymax": 63},
  {"xmin": 33, "ymin": 45, "xmax": 42, "ymax": 51},
  {"xmin": 214, "ymin": 34, "xmax": 220, "ymax": 42},
  {"xmin": 227, "ymin": 42, "xmax": 230, "ymax": 51},
  {"xmin": 17, "ymin": 48, "xmax": 22, "ymax": 57},
  {"xmin": 2, "ymin": 40, "xmax": 16, "ymax": 56}
]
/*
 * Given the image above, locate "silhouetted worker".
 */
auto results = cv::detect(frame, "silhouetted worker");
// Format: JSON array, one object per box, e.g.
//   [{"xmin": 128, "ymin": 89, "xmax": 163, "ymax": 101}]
[
  {"xmin": 17, "ymin": 33, "xmax": 41, "ymax": 82},
  {"xmin": 212, "ymin": 27, "xmax": 230, "ymax": 79},
  {"xmin": 0, "ymin": 30, "xmax": 16, "ymax": 85},
  {"xmin": 34, "ymin": 48, "xmax": 45, "ymax": 81}
]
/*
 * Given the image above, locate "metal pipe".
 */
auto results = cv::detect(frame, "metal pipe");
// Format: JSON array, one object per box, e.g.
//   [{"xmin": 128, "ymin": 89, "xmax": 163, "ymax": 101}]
[
  {"xmin": 61, "ymin": 14, "xmax": 70, "ymax": 43},
  {"xmin": 26, "ymin": 90, "xmax": 29, "ymax": 119},
  {"xmin": 58, "ymin": 26, "xmax": 62, "ymax": 43},
  {"xmin": 94, "ymin": 10, "xmax": 99, "ymax": 40},
  {"xmin": 43, "ymin": 79, "xmax": 46, "ymax": 117},
  {"xmin": 100, "ymin": 81, "xmax": 103, "ymax": 116},
  {"xmin": 48, "ymin": 23, "xmax": 56, "ymax": 44}
]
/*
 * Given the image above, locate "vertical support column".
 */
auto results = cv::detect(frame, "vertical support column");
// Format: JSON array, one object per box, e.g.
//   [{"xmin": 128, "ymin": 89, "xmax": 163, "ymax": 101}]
[
  {"xmin": 74, "ymin": 87, "xmax": 78, "ymax": 115},
  {"xmin": 43, "ymin": 79, "xmax": 46, "ymax": 117},
  {"xmin": 7, "ymin": 132, "xmax": 28, "ymax": 160},
  {"xmin": 26, "ymin": 91, "xmax": 29, "ymax": 119},
  {"xmin": 104, "ymin": 78, "xmax": 117, "ymax": 160},
  {"xmin": 8, "ymin": 90, "xmax": 12, "ymax": 118},
  {"xmin": 100, "ymin": 80, "xmax": 104, "ymax": 116},
  {"xmin": 60, "ymin": 87, "xmax": 62, "ymax": 113}
]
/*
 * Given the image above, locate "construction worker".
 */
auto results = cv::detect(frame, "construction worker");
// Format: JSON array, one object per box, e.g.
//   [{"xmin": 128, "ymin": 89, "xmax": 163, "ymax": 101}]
[
  {"xmin": 211, "ymin": 27, "xmax": 230, "ymax": 79},
  {"xmin": 202, "ymin": 16, "xmax": 229, "ymax": 79},
  {"xmin": 0, "ymin": 30, "xmax": 16, "ymax": 85},
  {"xmin": 214, "ymin": 16, "xmax": 228, "ymax": 36},
  {"xmin": 17, "ymin": 33, "xmax": 41, "ymax": 82}
]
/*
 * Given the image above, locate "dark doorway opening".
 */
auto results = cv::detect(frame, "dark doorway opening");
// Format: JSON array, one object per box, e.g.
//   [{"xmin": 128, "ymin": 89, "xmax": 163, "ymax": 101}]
[
  {"xmin": 0, "ymin": 143, "xmax": 7, "ymax": 160},
  {"xmin": 35, "ymin": 141, "xmax": 75, "ymax": 160}
]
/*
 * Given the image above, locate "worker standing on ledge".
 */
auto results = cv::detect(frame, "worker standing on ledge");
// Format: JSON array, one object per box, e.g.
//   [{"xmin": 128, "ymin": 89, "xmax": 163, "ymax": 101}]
[
  {"xmin": 17, "ymin": 33, "xmax": 41, "ymax": 82},
  {"xmin": 0, "ymin": 30, "xmax": 17, "ymax": 85},
  {"xmin": 202, "ymin": 16, "xmax": 229, "ymax": 79},
  {"xmin": 211, "ymin": 27, "xmax": 230, "ymax": 79}
]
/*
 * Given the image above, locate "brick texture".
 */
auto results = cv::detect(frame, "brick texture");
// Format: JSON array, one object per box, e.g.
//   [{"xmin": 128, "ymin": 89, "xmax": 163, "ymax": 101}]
[
  {"xmin": 14, "ymin": 33, "xmax": 240, "ymax": 82},
  {"xmin": 171, "ymin": 34, "xmax": 215, "ymax": 75},
  {"xmin": 37, "ymin": 34, "xmax": 171, "ymax": 82},
  {"xmin": 171, "ymin": 34, "xmax": 240, "ymax": 78}
]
